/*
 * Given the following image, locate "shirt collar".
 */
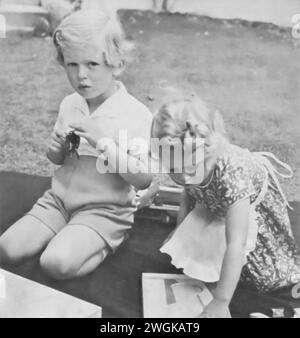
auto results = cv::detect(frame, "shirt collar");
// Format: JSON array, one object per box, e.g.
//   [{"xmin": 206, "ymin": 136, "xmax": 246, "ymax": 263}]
[{"xmin": 79, "ymin": 81, "xmax": 127, "ymax": 117}]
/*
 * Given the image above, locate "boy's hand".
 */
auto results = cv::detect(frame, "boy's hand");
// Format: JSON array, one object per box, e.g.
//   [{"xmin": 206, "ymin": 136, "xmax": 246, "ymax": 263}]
[
  {"xmin": 47, "ymin": 129, "xmax": 67, "ymax": 165},
  {"xmin": 69, "ymin": 120, "xmax": 111, "ymax": 149},
  {"xmin": 48, "ymin": 129, "xmax": 67, "ymax": 154}
]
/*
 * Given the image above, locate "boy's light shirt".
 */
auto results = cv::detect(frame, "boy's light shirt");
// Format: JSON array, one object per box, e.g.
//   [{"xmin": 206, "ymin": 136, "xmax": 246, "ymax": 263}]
[{"xmin": 54, "ymin": 81, "xmax": 153, "ymax": 162}]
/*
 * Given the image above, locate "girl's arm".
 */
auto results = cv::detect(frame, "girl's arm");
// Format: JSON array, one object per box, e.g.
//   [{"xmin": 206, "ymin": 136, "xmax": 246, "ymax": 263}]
[
  {"xmin": 202, "ymin": 197, "xmax": 250, "ymax": 317},
  {"xmin": 177, "ymin": 189, "xmax": 194, "ymax": 225}
]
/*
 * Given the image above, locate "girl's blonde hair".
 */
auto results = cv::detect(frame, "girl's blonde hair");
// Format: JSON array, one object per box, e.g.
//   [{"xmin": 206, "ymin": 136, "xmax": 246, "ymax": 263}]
[
  {"xmin": 151, "ymin": 95, "xmax": 228, "ymax": 158},
  {"xmin": 53, "ymin": 9, "xmax": 133, "ymax": 72}
]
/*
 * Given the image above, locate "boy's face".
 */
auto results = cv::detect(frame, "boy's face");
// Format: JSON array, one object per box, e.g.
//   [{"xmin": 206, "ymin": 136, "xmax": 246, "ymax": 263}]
[{"xmin": 62, "ymin": 44, "xmax": 115, "ymax": 100}]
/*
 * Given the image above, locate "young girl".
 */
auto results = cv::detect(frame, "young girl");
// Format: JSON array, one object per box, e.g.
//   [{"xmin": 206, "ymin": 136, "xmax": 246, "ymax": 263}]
[
  {"xmin": 151, "ymin": 95, "xmax": 300, "ymax": 318},
  {"xmin": 0, "ymin": 10, "xmax": 153, "ymax": 279}
]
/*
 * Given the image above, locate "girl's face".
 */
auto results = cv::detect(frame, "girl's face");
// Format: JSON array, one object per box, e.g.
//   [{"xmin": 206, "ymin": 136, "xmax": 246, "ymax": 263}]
[
  {"xmin": 62, "ymin": 44, "xmax": 116, "ymax": 100},
  {"xmin": 152, "ymin": 135, "xmax": 205, "ymax": 185},
  {"xmin": 151, "ymin": 136, "xmax": 184, "ymax": 173}
]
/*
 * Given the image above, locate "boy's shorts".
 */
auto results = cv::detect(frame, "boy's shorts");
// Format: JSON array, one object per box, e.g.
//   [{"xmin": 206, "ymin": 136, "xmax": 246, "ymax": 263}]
[{"xmin": 26, "ymin": 189, "xmax": 134, "ymax": 252}]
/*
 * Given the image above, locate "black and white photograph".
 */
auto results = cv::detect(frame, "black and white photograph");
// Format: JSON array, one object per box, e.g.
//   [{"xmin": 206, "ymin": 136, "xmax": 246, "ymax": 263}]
[{"xmin": 0, "ymin": 0, "xmax": 300, "ymax": 322}]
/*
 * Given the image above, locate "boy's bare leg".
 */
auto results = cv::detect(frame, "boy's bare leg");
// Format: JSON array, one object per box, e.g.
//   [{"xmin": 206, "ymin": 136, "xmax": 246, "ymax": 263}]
[
  {"xmin": 40, "ymin": 225, "xmax": 109, "ymax": 280},
  {"xmin": 0, "ymin": 215, "xmax": 55, "ymax": 265},
  {"xmin": 75, "ymin": 249, "xmax": 109, "ymax": 277}
]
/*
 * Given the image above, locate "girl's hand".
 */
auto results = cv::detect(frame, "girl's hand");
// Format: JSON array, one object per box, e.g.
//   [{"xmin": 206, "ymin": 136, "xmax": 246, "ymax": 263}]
[
  {"xmin": 198, "ymin": 298, "xmax": 231, "ymax": 318},
  {"xmin": 69, "ymin": 120, "xmax": 110, "ymax": 149}
]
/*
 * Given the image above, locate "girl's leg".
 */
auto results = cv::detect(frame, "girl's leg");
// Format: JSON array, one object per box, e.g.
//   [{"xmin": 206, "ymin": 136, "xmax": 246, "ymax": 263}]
[
  {"xmin": 40, "ymin": 225, "xmax": 109, "ymax": 280},
  {"xmin": 0, "ymin": 215, "xmax": 55, "ymax": 265}
]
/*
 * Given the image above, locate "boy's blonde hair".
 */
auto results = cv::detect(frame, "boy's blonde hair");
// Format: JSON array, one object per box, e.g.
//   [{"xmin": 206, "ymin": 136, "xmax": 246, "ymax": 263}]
[
  {"xmin": 151, "ymin": 95, "xmax": 228, "ymax": 158},
  {"xmin": 53, "ymin": 9, "xmax": 133, "ymax": 72}
]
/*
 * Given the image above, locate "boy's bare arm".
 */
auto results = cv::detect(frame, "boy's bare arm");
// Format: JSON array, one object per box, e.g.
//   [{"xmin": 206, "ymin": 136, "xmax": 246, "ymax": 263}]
[
  {"xmin": 46, "ymin": 149, "xmax": 66, "ymax": 165},
  {"xmin": 46, "ymin": 129, "xmax": 67, "ymax": 165},
  {"xmin": 120, "ymin": 171, "xmax": 153, "ymax": 190},
  {"xmin": 109, "ymin": 148, "xmax": 152, "ymax": 190}
]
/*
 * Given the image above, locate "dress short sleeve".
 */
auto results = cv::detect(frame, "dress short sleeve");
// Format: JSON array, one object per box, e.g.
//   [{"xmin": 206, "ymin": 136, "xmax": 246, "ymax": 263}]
[{"xmin": 216, "ymin": 151, "xmax": 256, "ymax": 210}]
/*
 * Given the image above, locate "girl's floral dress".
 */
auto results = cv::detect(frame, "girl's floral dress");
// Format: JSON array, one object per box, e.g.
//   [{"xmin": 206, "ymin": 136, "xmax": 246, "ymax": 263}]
[{"xmin": 161, "ymin": 144, "xmax": 300, "ymax": 292}]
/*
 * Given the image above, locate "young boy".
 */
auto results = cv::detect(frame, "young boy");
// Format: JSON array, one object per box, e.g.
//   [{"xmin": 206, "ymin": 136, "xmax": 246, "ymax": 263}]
[{"xmin": 0, "ymin": 10, "xmax": 153, "ymax": 280}]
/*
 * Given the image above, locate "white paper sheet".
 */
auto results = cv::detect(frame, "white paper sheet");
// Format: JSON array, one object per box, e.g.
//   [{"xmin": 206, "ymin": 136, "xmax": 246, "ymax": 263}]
[
  {"xmin": 0, "ymin": 272, "xmax": 6, "ymax": 299},
  {"xmin": 142, "ymin": 273, "xmax": 213, "ymax": 318}
]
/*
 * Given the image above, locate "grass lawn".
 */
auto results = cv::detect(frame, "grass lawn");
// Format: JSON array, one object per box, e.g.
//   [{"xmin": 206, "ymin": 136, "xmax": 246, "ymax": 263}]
[{"xmin": 0, "ymin": 10, "xmax": 299, "ymax": 200}]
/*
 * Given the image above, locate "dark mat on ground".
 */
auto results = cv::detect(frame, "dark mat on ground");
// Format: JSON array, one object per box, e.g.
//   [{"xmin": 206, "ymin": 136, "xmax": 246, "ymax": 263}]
[{"xmin": 1, "ymin": 171, "xmax": 300, "ymax": 318}]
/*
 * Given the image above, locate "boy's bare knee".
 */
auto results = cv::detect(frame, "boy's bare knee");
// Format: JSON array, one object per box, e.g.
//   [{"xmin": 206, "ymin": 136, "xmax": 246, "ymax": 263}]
[
  {"xmin": 0, "ymin": 237, "xmax": 24, "ymax": 265},
  {"xmin": 40, "ymin": 250, "xmax": 77, "ymax": 280}
]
